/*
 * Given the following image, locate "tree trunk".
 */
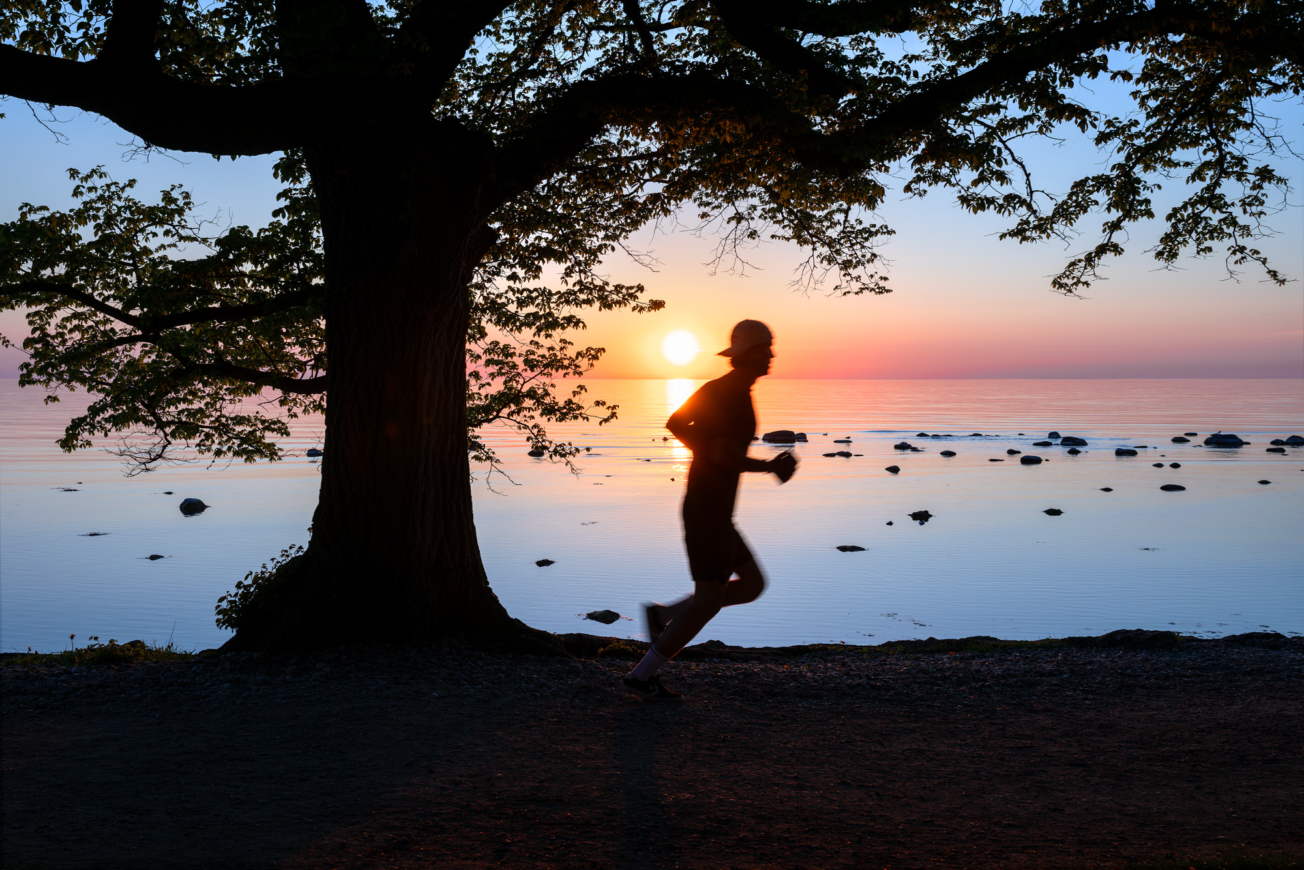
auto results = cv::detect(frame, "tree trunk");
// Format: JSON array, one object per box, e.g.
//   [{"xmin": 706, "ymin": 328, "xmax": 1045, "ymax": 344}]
[{"xmin": 225, "ymin": 121, "xmax": 556, "ymax": 653}]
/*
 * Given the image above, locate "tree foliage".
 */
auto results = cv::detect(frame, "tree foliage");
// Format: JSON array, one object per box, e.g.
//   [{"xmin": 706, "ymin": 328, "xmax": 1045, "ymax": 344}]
[{"xmin": 1, "ymin": 0, "xmax": 1300, "ymax": 470}]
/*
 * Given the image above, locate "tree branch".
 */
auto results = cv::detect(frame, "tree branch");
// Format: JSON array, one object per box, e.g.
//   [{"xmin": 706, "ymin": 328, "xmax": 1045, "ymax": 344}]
[
  {"xmin": 5, "ymin": 281, "xmax": 321, "ymax": 330},
  {"xmin": 0, "ymin": 47, "xmax": 336, "ymax": 155},
  {"xmin": 712, "ymin": 0, "xmax": 857, "ymax": 97},
  {"xmin": 400, "ymin": 0, "xmax": 517, "ymax": 99},
  {"xmin": 98, "ymin": 0, "xmax": 166, "ymax": 71}
]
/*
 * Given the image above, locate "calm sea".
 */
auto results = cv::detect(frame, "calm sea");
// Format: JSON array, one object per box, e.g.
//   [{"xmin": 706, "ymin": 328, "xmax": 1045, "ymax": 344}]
[{"xmin": 2, "ymin": 378, "xmax": 1301, "ymax": 652}]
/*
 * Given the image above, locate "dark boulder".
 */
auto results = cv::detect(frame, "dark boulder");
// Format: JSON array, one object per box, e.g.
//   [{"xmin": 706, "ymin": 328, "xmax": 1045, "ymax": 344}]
[
  {"xmin": 1203, "ymin": 433, "xmax": 1247, "ymax": 447},
  {"xmin": 885, "ymin": 465, "xmax": 900, "ymax": 474},
  {"xmin": 1170, "ymin": 436, "xmax": 1190, "ymax": 443},
  {"xmin": 1033, "ymin": 440, "xmax": 1053, "ymax": 447},
  {"xmin": 1267, "ymin": 447, "xmax": 1286, "ymax": 453},
  {"xmin": 940, "ymin": 450, "xmax": 956, "ymax": 457},
  {"xmin": 762, "ymin": 430, "xmax": 798, "ymax": 444},
  {"xmin": 1043, "ymin": 508, "xmax": 1063, "ymax": 516},
  {"xmin": 1098, "ymin": 629, "xmax": 1182, "ymax": 650},
  {"xmin": 1169, "ymin": 462, "xmax": 1181, "ymax": 468},
  {"xmin": 1066, "ymin": 447, "xmax": 1082, "ymax": 455},
  {"xmin": 1184, "ymin": 432, "xmax": 1198, "ymax": 436},
  {"xmin": 1100, "ymin": 487, "xmax": 1113, "ymax": 492},
  {"xmin": 916, "ymin": 432, "xmax": 930, "ymax": 437},
  {"xmin": 836, "ymin": 545, "xmax": 866, "ymax": 552},
  {"xmin": 585, "ymin": 610, "xmax": 621, "ymax": 625},
  {"xmin": 179, "ymin": 498, "xmax": 208, "ymax": 515},
  {"xmin": 1153, "ymin": 462, "xmax": 1164, "ymax": 467},
  {"xmin": 833, "ymin": 438, "xmax": 852, "ymax": 444},
  {"xmin": 305, "ymin": 448, "xmax": 324, "ymax": 457},
  {"xmin": 1220, "ymin": 631, "xmax": 1290, "ymax": 650},
  {"xmin": 1020, "ymin": 455, "xmax": 1043, "ymax": 465},
  {"xmin": 989, "ymin": 458, "xmax": 1004, "ymax": 462},
  {"xmin": 1285, "ymin": 435, "xmax": 1304, "ymax": 445},
  {"xmin": 1006, "ymin": 448, "xmax": 1021, "ymax": 455},
  {"xmin": 908, "ymin": 510, "xmax": 933, "ymax": 525},
  {"xmin": 1258, "ymin": 480, "xmax": 1271, "ymax": 485},
  {"xmin": 535, "ymin": 558, "xmax": 555, "ymax": 567},
  {"xmin": 823, "ymin": 451, "xmax": 852, "ymax": 457},
  {"xmin": 1115, "ymin": 448, "xmax": 1138, "ymax": 456},
  {"xmin": 970, "ymin": 432, "xmax": 984, "ymax": 437},
  {"xmin": 893, "ymin": 441, "xmax": 914, "ymax": 450},
  {"xmin": 1047, "ymin": 431, "xmax": 1062, "ymax": 439},
  {"xmin": 147, "ymin": 554, "xmax": 165, "ymax": 561},
  {"xmin": 1160, "ymin": 484, "xmax": 1186, "ymax": 491},
  {"xmin": 1060, "ymin": 436, "xmax": 1088, "ymax": 446},
  {"xmin": 527, "ymin": 448, "xmax": 546, "ymax": 457}
]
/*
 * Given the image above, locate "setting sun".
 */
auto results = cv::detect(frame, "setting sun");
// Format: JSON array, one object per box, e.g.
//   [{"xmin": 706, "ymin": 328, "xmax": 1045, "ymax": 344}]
[{"xmin": 660, "ymin": 330, "xmax": 701, "ymax": 366}]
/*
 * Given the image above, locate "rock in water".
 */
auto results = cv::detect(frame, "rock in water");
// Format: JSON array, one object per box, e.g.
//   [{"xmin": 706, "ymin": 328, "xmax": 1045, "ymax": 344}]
[
  {"xmin": 885, "ymin": 521, "xmax": 894, "ymax": 526},
  {"xmin": 908, "ymin": 510, "xmax": 933, "ymax": 525},
  {"xmin": 1060, "ymin": 436, "xmax": 1088, "ymax": 446},
  {"xmin": 1203, "ymin": 433, "xmax": 1247, "ymax": 447},
  {"xmin": 1171, "ymin": 436, "xmax": 1190, "ymax": 443},
  {"xmin": 1007, "ymin": 448, "xmax": 1022, "ymax": 455},
  {"xmin": 1184, "ymin": 432, "xmax": 1199, "ymax": 436},
  {"xmin": 1153, "ymin": 462, "xmax": 1164, "ymax": 467},
  {"xmin": 1160, "ymin": 484, "xmax": 1186, "ymax": 491},
  {"xmin": 1066, "ymin": 447, "xmax": 1082, "ymax": 455},
  {"xmin": 1047, "ymin": 431, "xmax": 1062, "ymax": 439},
  {"xmin": 1285, "ymin": 435, "xmax": 1304, "ymax": 445},
  {"xmin": 527, "ymin": 448, "xmax": 546, "ymax": 457},
  {"xmin": 836, "ymin": 545, "xmax": 866, "ymax": 552},
  {"xmin": 762, "ymin": 430, "xmax": 797, "ymax": 444},
  {"xmin": 885, "ymin": 465, "xmax": 901, "ymax": 474},
  {"xmin": 147, "ymin": 554, "xmax": 165, "ymax": 561},
  {"xmin": 535, "ymin": 558, "xmax": 555, "ymax": 567},
  {"xmin": 1258, "ymin": 480, "xmax": 1271, "ymax": 485},
  {"xmin": 179, "ymin": 498, "xmax": 208, "ymax": 515},
  {"xmin": 1100, "ymin": 487, "xmax": 1114, "ymax": 492},
  {"xmin": 1033, "ymin": 440, "xmax": 1053, "ymax": 447},
  {"xmin": 940, "ymin": 450, "xmax": 956, "ymax": 457},
  {"xmin": 585, "ymin": 610, "xmax": 620, "ymax": 624},
  {"xmin": 1043, "ymin": 508, "xmax": 1063, "ymax": 516},
  {"xmin": 305, "ymin": 448, "xmax": 323, "ymax": 457},
  {"xmin": 833, "ymin": 438, "xmax": 852, "ymax": 444},
  {"xmin": 1169, "ymin": 463, "xmax": 1181, "ymax": 468},
  {"xmin": 1267, "ymin": 447, "xmax": 1286, "ymax": 453},
  {"xmin": 893, "ymin": 441, "xmax": 914, "ymax": 450},
  {"xmin": 989, "ymin": 458, "xmax": 1004, "ymax": 462},
  {"xmin": 1115, "ymin": 448, "xmax": 1138, "ymax": 456},
  {"xmin": 1020, "ymin": 455, "xmax": 1043, "ymax": 465}
]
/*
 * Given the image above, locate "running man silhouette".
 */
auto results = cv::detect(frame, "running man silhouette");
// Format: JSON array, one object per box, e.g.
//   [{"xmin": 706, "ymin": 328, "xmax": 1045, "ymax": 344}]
[{"xmin": 623, "ymin": 319, "xmax": 797, "ymax": 700}]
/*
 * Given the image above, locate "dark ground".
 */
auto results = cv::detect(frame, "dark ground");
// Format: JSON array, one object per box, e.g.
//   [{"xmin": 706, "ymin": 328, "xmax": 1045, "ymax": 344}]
[{"xmin": 3, "ymin": 634, "xmax": 1302, "ymax": 869}]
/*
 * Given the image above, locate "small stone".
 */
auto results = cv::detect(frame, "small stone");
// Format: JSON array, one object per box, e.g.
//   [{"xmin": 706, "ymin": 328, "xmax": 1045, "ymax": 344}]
[
  {"xmin": 1066, "ymin": 447, "xmax": 1082, "ymax": 455},
  {"xmin": 1160, "ymin": 484, "xmax": 1186, "ymax": 491},
  {"xmin": 1169, "ymin": 462, "xmax": 1181, "ymax": 468},
  {"xmin": 306, "ymin": 448, "xmax": 324, "ymax": 457},
  {"xmin": 1033, "ymin": 440, "xmax": 1053, "ymax": 447},
  {"xmin": 163, "ymin": 491, "xmax": 173, "ymax": 495},
  {"xmin": 1020, "ymin": 455, "xmax": 1042, "ymax": 465},
  {"xmin": 527, "ymin": 448, "xmax": 546, "ymax": 457},
  {"xmin": 1171, "ymin": 436, "xmax": 1190, "ymax": 443},
  {"xmin": 535, "ymin": 559, "xmax": 555, "ymax": 567},
  {"xmin": 1153, "ymin": 462, "xmax": 1164, "ymax": 467},
  {"xmin": 917, "ymin": 432, "xmax": 930, "ymax": 437},
  {"xmin": 836, "ymin": 545, "xmax": 866, "ymax": 552},
  {"xmin": 1007, "ymin": 448, "xmax": 1021, "ymax": 455},
  {"xmin": 762, "ymin": 430, "xmax": 798, "ymax": 444},
  {"xmin": 585, "ymin": 610, "xmax": 620, "ymax": 625},
  {"xmin": 1203, "ymin": 433, "xmax": 1247, "ymax": 447},
  {"xmin": 885, "ymin": 465, "xmax": 900, "ymax": 474},
  {"xmin": 1258, "ymin": 480, "xmax": 1271, "ymax": 485},
  {"xmin": 833, "ymin": 438, "xmax": 852, "ymax": 444},
  {"xmin": 179, "ymin": 498, "xmax": 208, "ymax": 515},
  {"xmin": 1060, "ymin": 436, "xmax": 1088, "ymax": 446},
  {"xmin": 1100, "ymin": 487, "xmax": 1113, "ymax": 492},
  {"xmin": 885, "ymin": 521, "xmax": 893, "ymax": 526},
  {"xmin": 1184, "ymin": 432, "xmax": 1199, "ymax": 436},
  {"xmin": 147, "ymin": 554, "xmax": 165, "ymax": 561},
  {"xmin": 1285, "ymin": 435, "xmax": 1304, "ymax": 445},
  {"xmin": 908, "ymin": 510, "xmax": 933, "ymax": 525},
  {"xmin": 1266, "ymin": 447, "xmax": 1286, "ymax": 453},
  {"xmin": 1047, "ymin": 431, "xmax": 1061, "ymax": 439},
  {"xmin": 989, "ymin": 458, "xmax": 1004, "ymax": 462},
  {"xmin": 970, "ymin": 432, "xmax": 983, "ymax": 437},
  {"xmin": 1043, "ymin": 508, "xmax": 1063, "ymax": 516},
  {"xmin": 940, "ymin": 450, "xmax": 956, "ymax": 457},
  {"xmin": 1115, "ymin": 448, "xmax": 1138, "ymax": 456},
  {"xmin": 893, "ymin": 441, "xmax": 914, "ymax": 450}
]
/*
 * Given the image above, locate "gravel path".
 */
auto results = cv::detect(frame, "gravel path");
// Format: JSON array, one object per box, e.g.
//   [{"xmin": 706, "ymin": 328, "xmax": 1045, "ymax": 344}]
[{"xmin": 4, "ymin": 633, "xmax": 1302, "ymax": 869}]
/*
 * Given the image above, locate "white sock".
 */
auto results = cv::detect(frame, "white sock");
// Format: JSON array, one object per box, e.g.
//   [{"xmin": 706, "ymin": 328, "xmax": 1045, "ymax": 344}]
[{"xmin": 629, "ymin": 646, "xmax": 668, "ymax": 681}]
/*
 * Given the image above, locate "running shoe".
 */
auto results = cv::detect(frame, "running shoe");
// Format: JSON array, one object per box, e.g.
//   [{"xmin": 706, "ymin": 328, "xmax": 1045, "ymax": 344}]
[
  {"xmin": 643, "ymin": 602, "xmax": 667, "ymax": 644},
  {"xmin": 622, "ymin": 674, "xmax": 683, "ymax": 700}
]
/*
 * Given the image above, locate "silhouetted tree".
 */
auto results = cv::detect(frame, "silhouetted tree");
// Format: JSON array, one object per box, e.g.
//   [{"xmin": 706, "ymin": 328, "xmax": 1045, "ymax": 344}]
[{"xmin": 1, "ymin": 0, "xmax": 1298, "ymax": 649}]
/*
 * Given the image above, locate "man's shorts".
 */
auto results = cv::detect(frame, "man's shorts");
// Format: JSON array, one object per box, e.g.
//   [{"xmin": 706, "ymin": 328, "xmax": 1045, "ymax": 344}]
[{"xmin": 683, "ymin": 514, "xmax": 755, "ymax": 584}]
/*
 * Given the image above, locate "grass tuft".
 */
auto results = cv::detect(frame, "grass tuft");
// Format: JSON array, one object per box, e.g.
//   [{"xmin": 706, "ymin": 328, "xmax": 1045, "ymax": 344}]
[{"xmin": 2, "ymin": 634, "xmax": 193, "ymax": 668}]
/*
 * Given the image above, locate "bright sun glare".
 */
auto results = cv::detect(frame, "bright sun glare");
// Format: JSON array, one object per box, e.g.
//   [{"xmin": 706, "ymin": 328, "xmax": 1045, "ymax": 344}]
[{"xmin": 661, "ymin": 330, "xmax": 700, "ymax": 366}]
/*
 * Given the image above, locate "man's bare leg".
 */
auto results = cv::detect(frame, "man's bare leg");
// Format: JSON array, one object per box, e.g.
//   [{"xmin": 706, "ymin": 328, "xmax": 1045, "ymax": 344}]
[{"xmin": 647, "ymin": 559, "xmax": 766, "ymax": 639}]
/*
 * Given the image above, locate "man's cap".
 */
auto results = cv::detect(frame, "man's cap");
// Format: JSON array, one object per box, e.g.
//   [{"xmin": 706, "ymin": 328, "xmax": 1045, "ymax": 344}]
[{"xmin": 717, "ymin": 319, "xmax": 774, "ymax": 357}]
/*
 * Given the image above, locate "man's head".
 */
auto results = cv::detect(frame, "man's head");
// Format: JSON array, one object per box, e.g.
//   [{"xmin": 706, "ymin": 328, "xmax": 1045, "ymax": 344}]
[{"xmin": 718, "ymin": 319, "xmax": 774, "ymax": 377}]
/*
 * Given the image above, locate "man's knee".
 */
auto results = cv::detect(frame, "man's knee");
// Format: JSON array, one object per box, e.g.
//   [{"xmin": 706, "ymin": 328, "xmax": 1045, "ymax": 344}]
[{"xmin": 735, "ymin": 562, "xmax": 766, "ymax": 602}]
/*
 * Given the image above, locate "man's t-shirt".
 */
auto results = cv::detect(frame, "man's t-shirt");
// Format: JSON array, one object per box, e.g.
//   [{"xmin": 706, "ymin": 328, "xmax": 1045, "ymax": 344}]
[{"xmin": 676, "ymin": 372, "xmax": 757, "ymax": 523}]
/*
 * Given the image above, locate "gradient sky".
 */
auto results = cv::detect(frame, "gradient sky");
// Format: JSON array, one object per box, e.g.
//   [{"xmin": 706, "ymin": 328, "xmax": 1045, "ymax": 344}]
[{"xmin": 2, "ymin": 100, "xmax": 1301, "ymax": 381}]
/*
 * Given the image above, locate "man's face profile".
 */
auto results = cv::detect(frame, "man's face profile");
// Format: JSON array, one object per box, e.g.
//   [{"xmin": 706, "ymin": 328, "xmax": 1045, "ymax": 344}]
[{"xmin": 732, "ymin": 341, "xmax": 774, "ymax": 377}]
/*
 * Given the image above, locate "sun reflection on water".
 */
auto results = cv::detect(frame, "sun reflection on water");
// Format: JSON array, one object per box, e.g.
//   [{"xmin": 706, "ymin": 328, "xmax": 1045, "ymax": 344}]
[{"xmin": 664, "ymin": 379, "xmax": 697, "ymax": 459}]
